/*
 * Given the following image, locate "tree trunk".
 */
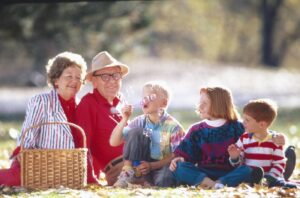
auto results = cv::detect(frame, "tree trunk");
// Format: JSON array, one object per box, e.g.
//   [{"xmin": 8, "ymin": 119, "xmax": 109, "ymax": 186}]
[{"xmin": 261, "ymin": 0, "xmax": 283, "ymax": 67}]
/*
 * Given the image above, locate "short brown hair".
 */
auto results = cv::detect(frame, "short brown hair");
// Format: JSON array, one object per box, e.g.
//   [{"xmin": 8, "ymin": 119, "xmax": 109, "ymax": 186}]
[
  {"xmin": 243, "ymin": 99, "xmax": 277, "ymax": 125},
  {"xmin": 199, "ymin": 87, "xmax": 239, "ymax": 121},
  {"xmin": 46, "ymin": 52, "xmax": 87, "ymax": 87}
]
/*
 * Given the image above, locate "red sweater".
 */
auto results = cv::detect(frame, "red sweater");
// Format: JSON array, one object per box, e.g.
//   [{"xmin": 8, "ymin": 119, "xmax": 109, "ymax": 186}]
[{"xmin": 75, "ymin": 89, "xmax": 123, "ymax": 174}]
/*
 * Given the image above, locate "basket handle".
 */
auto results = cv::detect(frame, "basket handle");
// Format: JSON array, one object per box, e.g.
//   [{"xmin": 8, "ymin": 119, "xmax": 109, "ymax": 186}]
[{"xmin": 20, "ymin": 121, "xmax": 86, "ymax": 151}]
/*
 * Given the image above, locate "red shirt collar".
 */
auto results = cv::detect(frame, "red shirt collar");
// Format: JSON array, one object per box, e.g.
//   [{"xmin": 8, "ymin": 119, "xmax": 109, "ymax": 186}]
[
  {"xmin": 58, "ymin": 94, "xmax": 76, "ymax": 123},
  {"xmin": 58, "ymin": 94, "xmax": 76, "ymax": 108}
]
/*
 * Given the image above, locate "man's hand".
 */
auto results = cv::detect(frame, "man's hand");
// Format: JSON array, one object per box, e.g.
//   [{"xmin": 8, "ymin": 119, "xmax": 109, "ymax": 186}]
[{"xmin": 169, "ymin": 157, "xmax": 184, "ymax": 172}]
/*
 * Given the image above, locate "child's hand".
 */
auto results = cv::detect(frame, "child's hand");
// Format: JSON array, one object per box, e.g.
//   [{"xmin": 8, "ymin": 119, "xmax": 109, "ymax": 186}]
[
  {"xmin": 169, "ymin": 157, "xmax": 184, "ymax": 172},
  {"xmin": 121, "ymin": 105, "xmax": 133, "ymax": 119},
  {"xmin": 227, "ymin": 144, "xmax": 241, "ymax": 159},
  {"xmin": 138, "ymin": 161, "xmax": 151, "ymax": 175},
  {"xmin": 272, "ymin": 133, "xmax": 285, "ymax": 146}
]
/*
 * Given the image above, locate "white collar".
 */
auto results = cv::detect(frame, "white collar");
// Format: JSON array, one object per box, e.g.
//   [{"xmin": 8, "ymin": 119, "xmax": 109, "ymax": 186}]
[{"xmin": 203, "ymin": 119, "xmax": 227, "ymax": 127}]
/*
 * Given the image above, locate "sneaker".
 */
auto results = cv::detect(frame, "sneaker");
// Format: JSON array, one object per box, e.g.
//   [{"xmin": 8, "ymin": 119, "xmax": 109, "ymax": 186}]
[
  {"xmin": 284, "ymin": 146, "xmax": 296, "ymax": 180},
  {"xmin": 214, "ymin": 183, "xmax": 225, "ymax": 189},
  {"xmin": 113, "ymin": 166, "xmax": 135, "ymax": 188},
  {"xmin": 250, "ymin": 167, "xmax": 264, "ymax": 186}
]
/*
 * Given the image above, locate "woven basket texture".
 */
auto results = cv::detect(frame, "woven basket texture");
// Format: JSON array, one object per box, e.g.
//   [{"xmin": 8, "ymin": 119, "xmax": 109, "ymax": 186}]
[{"xmin": 20, "ymin": 122, "xmax": 87, "ymax": 190}]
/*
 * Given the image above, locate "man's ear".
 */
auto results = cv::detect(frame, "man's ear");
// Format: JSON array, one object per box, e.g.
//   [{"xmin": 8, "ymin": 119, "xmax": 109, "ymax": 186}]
[{"xmin": 91, "ymin": 78, "xmax": 97, "ymax": 87}]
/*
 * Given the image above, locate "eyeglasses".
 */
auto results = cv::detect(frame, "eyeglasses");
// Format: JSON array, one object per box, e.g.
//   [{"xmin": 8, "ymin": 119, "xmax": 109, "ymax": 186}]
[
  {"xmin": 93, "ymin": 72, "xmax": 122, "ymax": 82},
  {"xmin": 62, "ymin": 75, "xmax": 82, "ymax": 82},
  {"xmin": 141, "ymin": 94, "xmax": 157, "ymax": 105}
]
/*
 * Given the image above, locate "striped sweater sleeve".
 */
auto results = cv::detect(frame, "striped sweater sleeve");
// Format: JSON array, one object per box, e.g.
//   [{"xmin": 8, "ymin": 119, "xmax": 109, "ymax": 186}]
[
  {"xmin": 268, "ymin": 146, "xmax": 286, "ymax": 178},
  {"xmin": 18, "ymin": 94, "xmax": 44, "ymax": 148}
]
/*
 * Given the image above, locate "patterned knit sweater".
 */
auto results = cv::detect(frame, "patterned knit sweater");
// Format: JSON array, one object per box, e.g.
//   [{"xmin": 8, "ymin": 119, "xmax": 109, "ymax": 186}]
[{"xmin": 174, "ymin": 119, "xmax": 244, "ymax": 170}]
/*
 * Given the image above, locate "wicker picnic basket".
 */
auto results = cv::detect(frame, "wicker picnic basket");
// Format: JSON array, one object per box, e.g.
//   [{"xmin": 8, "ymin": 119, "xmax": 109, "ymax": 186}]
[{"xmin": 20, "ymin": 122, "xmax": 87, "ymax": 190}]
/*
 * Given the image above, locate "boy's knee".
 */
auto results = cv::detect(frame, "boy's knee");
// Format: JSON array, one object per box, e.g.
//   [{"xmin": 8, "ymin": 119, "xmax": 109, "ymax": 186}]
[
  {"xmin": 154, "ymin": 176, "xmax": 175, "ymax": 187},
  {"xmin": 154, "ymin": 167, "xmax": 175, "ymax": 187}
]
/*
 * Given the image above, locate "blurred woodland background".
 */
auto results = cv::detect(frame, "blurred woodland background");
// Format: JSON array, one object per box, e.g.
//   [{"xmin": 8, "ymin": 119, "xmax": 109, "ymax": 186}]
[
  {"xmin": 1, "ymin": 2, "xmax": 300, "ymax": 196},
  {"xmin": 1, "ymin": 0, "xmax": 300, "ymax": 121},
  {"xmin": 1, "ymin": 0, "xmax": 300, "ymax": 86}
]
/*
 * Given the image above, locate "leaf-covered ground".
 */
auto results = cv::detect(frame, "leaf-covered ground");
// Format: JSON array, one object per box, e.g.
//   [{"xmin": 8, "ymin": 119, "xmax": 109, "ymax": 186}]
[
  {"xmin": 1, "ymin": 183, "xmax": 299, "ymax": 198},
  {"xmin": 1, "ymin": 164, "xmax": 300, "ymax": 198},
  {"xmin": 1, "ymin": 128, "xmax": 300, "ymax": 197}
]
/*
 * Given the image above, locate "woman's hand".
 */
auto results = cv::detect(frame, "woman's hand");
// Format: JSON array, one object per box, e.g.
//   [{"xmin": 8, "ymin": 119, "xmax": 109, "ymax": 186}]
[
  {"xmin": 169, "ymin": 157, "xmax": 184, "ymax": 172},
  {"xmin": 138, "ymin": 161, "xmax": 152, "ymax": 175}
]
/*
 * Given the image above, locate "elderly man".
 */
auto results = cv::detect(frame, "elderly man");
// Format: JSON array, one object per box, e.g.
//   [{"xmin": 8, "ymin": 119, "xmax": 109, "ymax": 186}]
[{"xmin": 76, "ymin": 51, "xmax": 129, "ymax": 185}]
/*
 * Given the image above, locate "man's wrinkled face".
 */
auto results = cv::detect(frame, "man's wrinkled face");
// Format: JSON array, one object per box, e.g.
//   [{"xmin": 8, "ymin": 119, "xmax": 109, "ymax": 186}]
[{"xmin": 92, "ymin": 67, "xmax": 122, "ymax": 101}]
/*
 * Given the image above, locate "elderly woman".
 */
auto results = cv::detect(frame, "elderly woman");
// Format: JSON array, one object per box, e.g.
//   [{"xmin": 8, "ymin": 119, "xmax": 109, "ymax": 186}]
[{"xmin": 0, "ymin": 51, "xmax": 87, "ymax": 186}]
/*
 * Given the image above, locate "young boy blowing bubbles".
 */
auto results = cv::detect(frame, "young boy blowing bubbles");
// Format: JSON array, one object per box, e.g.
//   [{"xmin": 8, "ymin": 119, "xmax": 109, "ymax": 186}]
[
  {"xmin": 228, "ymin": 99, "xmax": 299, "ymax": 188},
  {"xmin": 109, "ymin": 80, "xmax": 185, "ymax": 188}
]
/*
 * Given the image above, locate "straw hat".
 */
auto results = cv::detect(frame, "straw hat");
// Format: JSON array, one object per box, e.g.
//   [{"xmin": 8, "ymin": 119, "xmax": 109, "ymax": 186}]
[{"xmin": 85, "ymin": 51, "xmax": 129, "ymax": 81}]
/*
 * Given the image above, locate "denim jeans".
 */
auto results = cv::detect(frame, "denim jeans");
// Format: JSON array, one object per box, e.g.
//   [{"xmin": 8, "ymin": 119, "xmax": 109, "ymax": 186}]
[
  {"xmin": 123, "ymin": 127, "xmax": 176, "ymax": 187},
  {"xmin": 172, "ymin": 161, "xmax": 252, "ymax": 187},
  {"xmin": 123, "ymin": 127, "xmax": 151, "ymax": 161}
]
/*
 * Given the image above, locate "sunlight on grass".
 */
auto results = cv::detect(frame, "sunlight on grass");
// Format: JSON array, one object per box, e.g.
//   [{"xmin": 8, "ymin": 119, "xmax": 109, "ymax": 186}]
[
  {"xmin": 3, "ymin": 184, "xmax": 299, "ymax": 198},
  {"xmin": 0, "ymin": 109, "xmax": 299, "ymax": 197}
]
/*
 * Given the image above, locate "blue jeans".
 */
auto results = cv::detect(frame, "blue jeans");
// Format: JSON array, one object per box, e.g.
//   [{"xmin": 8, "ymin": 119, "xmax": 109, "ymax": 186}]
[
  {"xmin": 172, "ymin": 162, "xmax": 252, "ymax": 187},
  {"xmin": 123, "ymin": 127, "xmax": 175, "ymax": 187}
]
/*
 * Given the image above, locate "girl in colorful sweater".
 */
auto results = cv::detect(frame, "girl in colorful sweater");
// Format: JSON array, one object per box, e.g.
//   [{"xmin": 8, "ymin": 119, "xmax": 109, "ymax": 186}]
[{"xmin": 170, "ymin": 86, "xmax": 252, "ymax": 189}]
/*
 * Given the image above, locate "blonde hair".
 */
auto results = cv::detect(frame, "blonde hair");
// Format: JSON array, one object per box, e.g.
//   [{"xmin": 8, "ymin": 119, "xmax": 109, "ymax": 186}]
[
  {"xmin": 199, "ymin": 86, "xmax": 239, "ymax": 121},
  {"xmin": 46, "ymin": 51, "xmax": 87, "ymax": 87},
  {"xmin": 143, "ymin": 80, "xmax": 171, "ymax": 108},
  {"xmin": 243, "ymin": 99, "xmax": 277, "ymax": 125}
]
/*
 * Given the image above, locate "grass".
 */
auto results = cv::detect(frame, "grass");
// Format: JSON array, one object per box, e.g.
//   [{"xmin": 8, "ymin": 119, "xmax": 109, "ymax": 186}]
[
  {"xmin": 1, "ymin": 107, "xmax": 300, "ymax": 157},
  {"xmin": 0, "ymin": 108, "xmax": 299, "ymax": 197}
]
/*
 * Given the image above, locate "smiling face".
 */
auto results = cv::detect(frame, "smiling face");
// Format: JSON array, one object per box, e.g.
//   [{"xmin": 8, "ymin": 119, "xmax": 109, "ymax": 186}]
[
  {"xmin": 198, "ymin": 92, "xmax": 213, "ymax": 120},
  {"xmin": 92, "ymin": 66, "xmax": 122, "ymax": 103},
  {"xmin": 54, "ymin": 65, "xmax": 82, "ymax": 100}
]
